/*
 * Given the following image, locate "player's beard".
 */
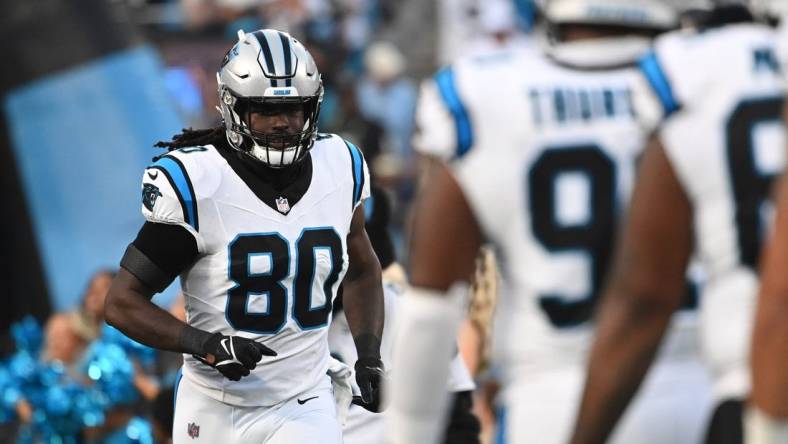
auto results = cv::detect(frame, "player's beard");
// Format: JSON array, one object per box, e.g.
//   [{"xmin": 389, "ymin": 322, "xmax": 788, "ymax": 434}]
[{"xmin": 265, "ymin": 132, "xmax": 301, "ymax": 151}]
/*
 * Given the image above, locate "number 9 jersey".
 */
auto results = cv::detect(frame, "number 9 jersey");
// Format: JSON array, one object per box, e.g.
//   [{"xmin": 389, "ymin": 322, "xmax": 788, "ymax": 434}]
[
  {"xmin": 416, "ymin": 46, "xmax": 656, "ymax": 374},
  {"xmin": 141, "ymin": 134, "xmax": 370, "ymax": 406},
  {"xmin": 415, "ymin": 46, "xmax": 711, "ymax": 443},
  {"xmin": 633, "ymin": 23, "xmax": 786, "ymax": 401}
]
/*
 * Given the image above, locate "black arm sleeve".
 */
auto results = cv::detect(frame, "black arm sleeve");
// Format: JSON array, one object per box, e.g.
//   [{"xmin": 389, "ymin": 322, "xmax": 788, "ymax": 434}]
[{"xmin": 120, "ymin": 222, "xmax": 199, "ymax": 294}]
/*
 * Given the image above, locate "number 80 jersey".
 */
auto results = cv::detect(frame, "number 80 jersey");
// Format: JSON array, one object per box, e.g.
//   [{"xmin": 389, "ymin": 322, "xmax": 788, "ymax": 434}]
[{"xmin": 141, "ymin": 135, "xmax": 370, "ymax": 406}]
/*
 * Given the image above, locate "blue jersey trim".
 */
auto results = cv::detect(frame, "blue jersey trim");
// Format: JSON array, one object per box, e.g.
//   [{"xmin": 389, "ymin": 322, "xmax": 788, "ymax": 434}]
[
  {"xmin": 494, "ymin": 406, "xmax": 507, "ymax": 444},
  {"xmin": 364, "ymin": 194, "xmax": 375, "ymax": 222},
  {"xmin": 172, "ymin": 367, "xmax": 183, "ymax": 414},
  {"xmin": 151, "ymin": 155, "xmax": 198, "ymax": 231},
  {"xmin": 434, "ymin": 67, "xmax": 474, "ymax": 158},
  {"xmin": 345, "ymin": 140, "xmax": 364, "ymax": 207},
  {"xmin": 639, "ymin": 51, "xmax": 680, "ymax": 117}
]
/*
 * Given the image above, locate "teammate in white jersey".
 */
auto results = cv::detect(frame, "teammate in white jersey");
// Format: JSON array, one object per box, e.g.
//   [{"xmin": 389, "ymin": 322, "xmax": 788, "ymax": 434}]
[
  {"xmin": 328, "ymin": 186, "xmax": 478, "ymax": 444},
  {"xmin": 749, "ymin": 8, "xmax": 788, "ymax": 440},
  {"xmin": 388, "ymin": 1, "xmax": 712, "ymax": 443},
  {"xmin": 104, "ymin": 29, "xmax": 386, "ymax": 443},
  {"xmin": 569, "ymin": 4, "xmax": 787, "ymax": 444},
  {"xmin": 749, "ymin": 179, "xmax": 788, "ymax": 444}
]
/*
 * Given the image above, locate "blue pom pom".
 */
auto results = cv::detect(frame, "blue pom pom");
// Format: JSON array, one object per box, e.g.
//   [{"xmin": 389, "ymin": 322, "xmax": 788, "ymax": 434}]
[
  {"xmin": 11, "ymin": 316, "xmax": 43, "ymax": 355},
  {"xmin": 103, "ymin": 416, "xmax": 154, "ymax": 444},
  {"xmin": 9, "ymin": 351, "xmax": 38, "ymax": 382},
  {"xmin": 125, "ymin": 417, "xmax": 154, "ymax": 444},
  {"xmin": 82, "ymin": 341, "xmax": 138, "ymax": 406},
  {"xmin": 44, "ymin": 385, "xmax": 71, "ymax": 416}
]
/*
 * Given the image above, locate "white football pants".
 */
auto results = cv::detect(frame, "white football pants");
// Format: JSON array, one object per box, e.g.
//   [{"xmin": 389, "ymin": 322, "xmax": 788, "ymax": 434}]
[{"xmin": 173, "ymin": 372, "xmax": 341, "ymax": 444}]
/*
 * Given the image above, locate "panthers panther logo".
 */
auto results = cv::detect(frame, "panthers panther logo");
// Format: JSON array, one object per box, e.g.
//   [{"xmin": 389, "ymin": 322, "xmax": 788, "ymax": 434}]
[{"xmin": 142, "ymin": 183, "xmax": 162, "ymax": 211}]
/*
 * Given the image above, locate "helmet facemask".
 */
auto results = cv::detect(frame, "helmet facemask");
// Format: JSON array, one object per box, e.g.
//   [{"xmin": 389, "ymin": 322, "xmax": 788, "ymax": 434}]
[{"xmin": 220, "ymin": 85, "xmax": 323, "ymax": 168}]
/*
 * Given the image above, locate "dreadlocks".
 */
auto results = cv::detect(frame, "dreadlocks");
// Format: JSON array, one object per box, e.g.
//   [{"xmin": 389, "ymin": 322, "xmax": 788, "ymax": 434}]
[{"xmin": 154, "ymin": 125, "xmax": 226, "ymax": 151}]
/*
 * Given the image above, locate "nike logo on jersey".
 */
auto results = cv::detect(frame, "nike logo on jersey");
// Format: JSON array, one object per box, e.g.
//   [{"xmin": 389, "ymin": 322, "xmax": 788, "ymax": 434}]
[
  {"xmin": 147, "ymin": 170, "xmax": 159, "ymax": 180},
  {"xmin": 297, "ymin": 396, "xmax": 318, "ymax": 405}
]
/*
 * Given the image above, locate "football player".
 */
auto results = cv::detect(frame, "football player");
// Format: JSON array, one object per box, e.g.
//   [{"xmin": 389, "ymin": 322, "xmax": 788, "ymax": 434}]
[
  {"xmin": 104, "ymin": 29, "xmax": 385, "ymax": 443},
  {"xmin": 749, "ymin": 175, "xmax": 788, "ymax": 444},
  {"xmin": 388, "ymin": 1, "xmax": 711, "ymax": 443},
  {"xmin": 328, "ymin": 185, "xmax": 479, "ymax": 444},
  {"xmin": 568, "ymin": 3, "xmax": 787, "ymax": 443}
]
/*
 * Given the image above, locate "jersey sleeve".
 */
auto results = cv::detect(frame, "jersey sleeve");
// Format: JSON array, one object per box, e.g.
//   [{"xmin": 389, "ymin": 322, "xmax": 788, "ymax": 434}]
[
  {"xmin": 343, "ymin": 139, "xmax": 371, "ymax": 211},
  {"xmin": 412, "ymin": 65, "xmax": 474, "ymax": 161},
  {"xmin": 634, "ymin": 32, "xmax": 709, "ymax": 130},
  {"xmin": 140, "ymin": 154, "xmax": 205, "ymax": 252}
]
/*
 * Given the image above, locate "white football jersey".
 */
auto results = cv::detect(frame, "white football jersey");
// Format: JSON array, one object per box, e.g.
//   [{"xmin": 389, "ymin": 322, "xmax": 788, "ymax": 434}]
[
  {"xmin": 417, "ymin": 46, "xmax": 663, "ymax": 380},
  {"xmin": 634, "ymin": 23, "xmax": 786, "ymax": 399},
  {"xmin": 141, "ymin": 134, "xmax": 370, "ymax": 406}
]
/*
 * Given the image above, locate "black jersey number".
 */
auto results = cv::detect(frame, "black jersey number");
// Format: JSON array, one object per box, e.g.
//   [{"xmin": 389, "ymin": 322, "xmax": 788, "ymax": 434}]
[
  {"xmin": 726, "ymin": 96, "xmax": 784, "ymax": 270},
  {"xmin": 226, "ymin": 228, "xmax": 343, "ymax": 334},
  {"xmin": 528, "ymin": 145, "xmax": 616, "ymax": 328}
]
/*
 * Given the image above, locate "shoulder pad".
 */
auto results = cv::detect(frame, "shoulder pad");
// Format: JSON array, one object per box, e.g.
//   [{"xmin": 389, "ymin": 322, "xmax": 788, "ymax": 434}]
[{"xmin": 141, "ymin": 145, "xmax": 220, "ymax": 234}]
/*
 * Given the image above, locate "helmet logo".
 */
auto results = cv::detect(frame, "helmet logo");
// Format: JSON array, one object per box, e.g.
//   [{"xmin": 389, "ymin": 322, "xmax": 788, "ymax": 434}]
[{"xmin": 223, "ymin": 90, "xmax": 234, "ymax": 105}]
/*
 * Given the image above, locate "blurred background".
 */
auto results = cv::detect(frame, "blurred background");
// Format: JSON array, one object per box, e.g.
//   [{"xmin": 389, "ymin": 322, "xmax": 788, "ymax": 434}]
[{"xmin": 0, "ymin": 0, "xmax": 535, "ymax": 442}]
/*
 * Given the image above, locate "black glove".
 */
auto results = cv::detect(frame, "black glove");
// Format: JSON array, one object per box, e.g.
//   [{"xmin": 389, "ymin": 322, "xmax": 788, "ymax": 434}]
[
  {"xmin": 352, "ymin": 356, "xmax": 386, "ymax": 412},
  {"xmin": 193, "ymin": 333, "xmax": 277, "ymax": 381}
]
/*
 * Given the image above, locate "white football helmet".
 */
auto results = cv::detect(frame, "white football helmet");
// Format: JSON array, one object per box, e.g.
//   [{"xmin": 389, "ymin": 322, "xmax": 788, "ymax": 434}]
[
  {"xmin": 217, "ymin": 29, "xmax": 323, "ymax": 168},
  {"xmin": 543, "ymin": 0, "xmax": 678, "ymax": 29},
  {"xmin": 539, "ymin": 0, "xmax": 679, "ymax": 68}
]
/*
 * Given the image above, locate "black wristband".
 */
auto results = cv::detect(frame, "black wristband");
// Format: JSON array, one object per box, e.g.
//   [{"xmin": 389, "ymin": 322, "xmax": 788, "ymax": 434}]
[
  {"xmin": 355, "ymin": 356, "xmax": 383, "ymax": 368},
  {"xmin": 353, "ymin": 333, "xmax": 381, "ymax": 360},
  {"xmin": 177, "ymin": 325, "xmax": 212, "ymax": 356}
]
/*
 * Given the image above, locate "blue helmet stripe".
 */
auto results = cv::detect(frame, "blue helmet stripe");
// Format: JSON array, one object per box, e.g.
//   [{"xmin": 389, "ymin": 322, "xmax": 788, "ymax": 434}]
[
  {"xmin": 434, "ymin": 67, "xmax": 474, "ymax": 158},
  {"xmin": 639, "ymin": 51, "xmax": 680, "ymax": 117},
  {"xmin": 278, "ymin": 32, "xmax": 293, "ymax": 87},
  {"xmin": 151, "ymin": 156, "xmax": 199, "ymax": 231},
  {"xmin": 253, "ymin": 31, "xmax": 279, "ymax": 87}
]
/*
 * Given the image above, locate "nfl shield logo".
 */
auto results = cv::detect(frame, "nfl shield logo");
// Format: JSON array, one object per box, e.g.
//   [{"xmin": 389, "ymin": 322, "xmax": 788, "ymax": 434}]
[
  {"xmin": 276, "ymin": 196, "xmax": 290, "ymax": 214},
  {"xmin": 187, "ymin": 422, "xmax": 200, "ymax": 439}
]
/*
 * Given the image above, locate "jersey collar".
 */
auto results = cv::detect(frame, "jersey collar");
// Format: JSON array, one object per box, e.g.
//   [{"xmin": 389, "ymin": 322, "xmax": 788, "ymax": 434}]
[{"xmin": 215, "ymin": 142, "xmax": 313, "ymax": 215}]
